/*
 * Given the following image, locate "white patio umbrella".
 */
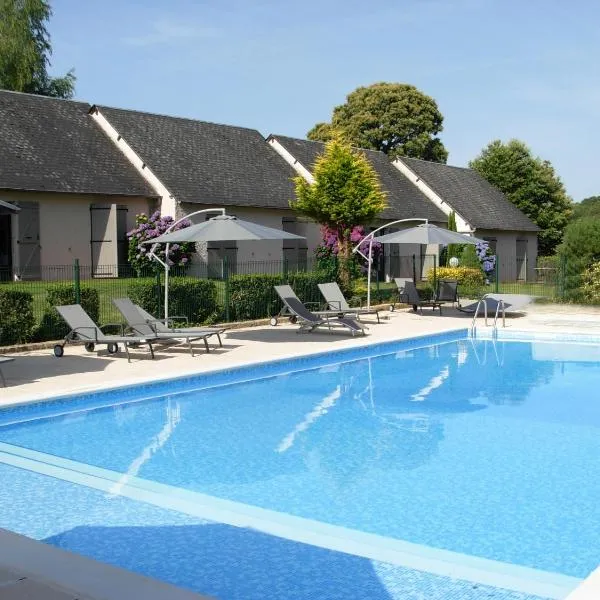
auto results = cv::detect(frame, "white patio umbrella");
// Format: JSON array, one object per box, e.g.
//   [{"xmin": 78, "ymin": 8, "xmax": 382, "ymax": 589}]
[{"xmin": 144, "ymin": 211, "xmax": 305, "ymax": 319}]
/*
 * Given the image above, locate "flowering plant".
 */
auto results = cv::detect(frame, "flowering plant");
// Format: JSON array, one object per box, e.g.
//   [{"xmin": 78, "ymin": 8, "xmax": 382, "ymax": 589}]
[
  {"xmin": 127, "ymin": 211, "xmax": 195, "ymax": 274},
  {"xmin": 475, "ymin": 241, "xmax": 496, "ymax": 279},
  {"xmin": 315, "ymin": 225, "xmax": 382, "ymax": 274}
]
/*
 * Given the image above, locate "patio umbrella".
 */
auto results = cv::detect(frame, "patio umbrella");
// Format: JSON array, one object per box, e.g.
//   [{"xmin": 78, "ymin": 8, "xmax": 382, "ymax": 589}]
[
  {"xmin": 149, "ymin": 214, "xmax": 305, "ymax": 244},
  {"xmin": 144, "ymin": 213, "xmax": 305, "ymax": 319},
  {"xmin": 374, "ymin": 223, "xmax": 485, "ymax": 245}
]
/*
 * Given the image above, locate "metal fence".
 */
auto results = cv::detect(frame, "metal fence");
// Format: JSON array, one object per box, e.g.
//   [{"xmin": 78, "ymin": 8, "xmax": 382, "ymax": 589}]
[{"xmin": 0, "ymin": 255, "xmax": 575, "ymax": 345}]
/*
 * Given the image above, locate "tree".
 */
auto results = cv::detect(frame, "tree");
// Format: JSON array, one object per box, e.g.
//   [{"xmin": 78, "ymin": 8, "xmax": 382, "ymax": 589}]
[
  {"xmin": 469, "ymin": 140, "xmax": 572, "ymax": 256},
  {"xmin": 291, "ymin": 138, "xmax": 387, "ymax": 288},
  {"xmin": 572, "ymin": 196, "xmax": 600, "ymax": 221},
  {"xmin": 0, "ymin": 0, "xmax": 75, "ymax": 98},
  {"xmin": 307, "ymin": 82, "xmax": 448, "ymax": 163}
]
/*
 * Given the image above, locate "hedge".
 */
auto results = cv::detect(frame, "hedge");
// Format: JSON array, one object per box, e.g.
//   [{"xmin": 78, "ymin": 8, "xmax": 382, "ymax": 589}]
[
  {"xmin": 228, "ymin": 270, "xmax": 333, "ymax": 321},
  {"xmin": 0, "ymin": 290, "xmax": 35, "ymax": 345},
  {"xmin": 34, "ymin": 285, "xmax": 100, "ymax": 341},
  {"xmin": 128, "ymin": 277, "xmax": 218, "ymax": 324}
]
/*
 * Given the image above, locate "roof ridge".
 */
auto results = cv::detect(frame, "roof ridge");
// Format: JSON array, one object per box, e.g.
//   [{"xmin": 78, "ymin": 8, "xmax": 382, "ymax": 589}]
[
  {"xmin": 0, "ymin": 88, "xmax": 88, "ymax": 107},
  {"xmin": 96, "ymin": 103, "xmax": 263, "ymax": 135}
]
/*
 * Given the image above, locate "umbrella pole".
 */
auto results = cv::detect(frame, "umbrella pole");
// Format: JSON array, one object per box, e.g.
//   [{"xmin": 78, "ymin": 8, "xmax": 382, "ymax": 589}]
[{"xmin": 367, "ymin": 238, "xmax": 373, "ymax": 310}]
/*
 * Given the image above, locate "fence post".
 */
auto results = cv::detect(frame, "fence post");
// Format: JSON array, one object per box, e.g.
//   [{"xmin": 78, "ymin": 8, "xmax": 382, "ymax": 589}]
[
  {"xmin": 432, "ymin": 254, "xmax": 437, "ymax": 291},
  {"xmin": 558, "ymin": 255, "xmax": 567, "ymax": 299},
  {"xmin": 73, "ymin": 259, "xmax": 81, "ymax": 304},
  {"xmin": 224, "ymin": 256, "xmax": 230, "ymax": 322}
]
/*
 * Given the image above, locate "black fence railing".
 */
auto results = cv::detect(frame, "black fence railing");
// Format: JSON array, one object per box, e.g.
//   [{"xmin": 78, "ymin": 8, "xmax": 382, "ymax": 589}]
[{"xmin": 0, "ymin": 255, "xmax": 577, "ymax": 346}]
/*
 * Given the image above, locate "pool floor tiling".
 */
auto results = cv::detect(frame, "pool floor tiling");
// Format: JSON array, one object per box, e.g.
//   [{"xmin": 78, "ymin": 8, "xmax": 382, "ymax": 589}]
[{"xmin": 0, "ymin": 461, "xmax": 568, "ymax": 600}]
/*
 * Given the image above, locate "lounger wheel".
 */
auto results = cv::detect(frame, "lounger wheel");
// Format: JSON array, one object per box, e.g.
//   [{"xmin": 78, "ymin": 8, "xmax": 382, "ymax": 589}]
[
  {"xmin": 289, "ymin": 316, "xmax": 298, "ymax": 324},
  {"xmin": 270, "ymin": 317, "xmax": 278, "ymax": 326},
  {"xmin": 389, "ymin": 305, "xmax": 395, "ymax": 312},
  {"xmin": 84, "ymin": 342, "xmax": 95, "ymax": 353},
  {"xmin": 53, "ymin": 345, "xmax": 64, "ymax": 358},
  {"xmin": 107, "ymin": 343, "xmax": 119, "ymax": 354}
]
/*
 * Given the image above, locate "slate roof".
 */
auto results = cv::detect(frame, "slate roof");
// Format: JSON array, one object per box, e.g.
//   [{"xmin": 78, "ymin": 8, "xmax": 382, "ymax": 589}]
[
  {"xmin": 270, "ymin": 135, "xmax": 446, "ymax": 223},
  {"xmin": 0, "ymin": 90, "xmax": 156, "ymax": 197},
  {"xmin": 398, "ymin": 158, "xmax": 539, "ymax": 232},
  {"xmin": 95, "ymin": 106, "xmax": 298, "ymax": 209}
]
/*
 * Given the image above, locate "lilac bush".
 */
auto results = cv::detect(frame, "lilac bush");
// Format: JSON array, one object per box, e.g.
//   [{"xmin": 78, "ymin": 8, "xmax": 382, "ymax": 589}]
[
  {"xmin": 315, "ymin": 225, "xmax": 382, "ymax": 274},
  {"xmin": 127, "ymin": 211, "xmax": 195, "ymax": 274}
]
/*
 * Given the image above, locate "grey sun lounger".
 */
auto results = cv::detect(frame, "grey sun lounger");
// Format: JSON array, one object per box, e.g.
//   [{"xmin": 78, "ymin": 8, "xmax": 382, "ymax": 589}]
[
  {"xmin": 272, "ymin": 284, "xmax": 350, "ymax": 325},
  {"xmin": 279, "ymin": 295, "xmax": 366, "ymax": 336},
  {"xmin": 435, "ymin": 279, "xmax": 460, "ymax": 307},
  {"xmin": 54, "ymin": 304, "xmax": 155, "ymax": 362},
  {"xmin": 318, "ymin": 282, "xmax": 381, "ymax": 323},
  {"xmin": 113, "ymin": 298, "xmax": 225, "ymax": 356},
  {"xmin": 0, "ymin": 356, "xmax": 14, "ymax": 387},
  {"xmin": 458, "ymin": 294, "xmax": 534, "ymax": 316}
]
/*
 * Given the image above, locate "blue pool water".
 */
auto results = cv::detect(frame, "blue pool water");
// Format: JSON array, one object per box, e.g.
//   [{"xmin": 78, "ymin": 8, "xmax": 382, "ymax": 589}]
[{"xmin": 1, "ymin": 331, "xmax": 599, "ymax": 599}]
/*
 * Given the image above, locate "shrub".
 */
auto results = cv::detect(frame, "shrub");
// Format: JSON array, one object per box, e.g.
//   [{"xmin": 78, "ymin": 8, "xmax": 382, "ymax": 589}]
[
  {"xmin": 228, "ymin": 270, "xmax": 333, "ymax": 321},
  {"xmin": 426, "ymin": 266, "xmax": 485, "ymax": 287},
  {"xmin": 128, "ymin": 277, "xmax": 218, "ymax": 324},
  {"xmin": 228, "ymin": 274, "xmax": 283, "ymax": 321},
  {"xmin": 580, "ymin": 262, "xmax": 600, "ymax": 304},
  {"xmin": 460, "ymin": 245, "xmax": 481, "ymax": 269},
  {"xmin": 0, "ymin": 290, "xmax": 35, "ymax": 345},
  {"xmin": 34, "ymin": 286, "xmax": 100, "ymax": 341}
]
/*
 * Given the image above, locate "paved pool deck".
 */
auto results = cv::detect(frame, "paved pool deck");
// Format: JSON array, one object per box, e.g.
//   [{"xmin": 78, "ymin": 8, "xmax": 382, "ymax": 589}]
[{"xmin": 0, "ymin": 302, "xmax": 599, "ymax": 599}]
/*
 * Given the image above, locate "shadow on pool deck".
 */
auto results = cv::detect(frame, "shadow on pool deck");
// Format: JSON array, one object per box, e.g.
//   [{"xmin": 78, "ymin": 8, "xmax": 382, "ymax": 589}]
[{"xmin": 45, "ymin": 523, "xmax": 394, "ymax": 600}]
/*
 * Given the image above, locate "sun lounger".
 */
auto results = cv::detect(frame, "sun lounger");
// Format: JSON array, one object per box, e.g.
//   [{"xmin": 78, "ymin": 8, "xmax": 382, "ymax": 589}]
[
  {"xmin": 54, "ymin": 304, "xmax": 155, "ymax": 362},
  {"xmin": 279, "ymin": 295, "xmax": 366, "ymax": 336},
  {"xmin": 113, "ymin": 298, "xmax": 224, "ymax": 356},
  {"xmin": 317, "ymin": 282, "xmax": 381, "ymax": 323},
  {"xmin": 400, "ymin": 280, "xmax": 443, "ymax": 314},
  {"xmin": 0, "ymin": 356, "xmax": 14, "ymax": 387},
  {"xmin": 271, "ymin": 284, "xmax": 350, "ymax": 326},
  {"xmin": 458, "ymin": 294, "xmax": 534, "ymax": 318}
]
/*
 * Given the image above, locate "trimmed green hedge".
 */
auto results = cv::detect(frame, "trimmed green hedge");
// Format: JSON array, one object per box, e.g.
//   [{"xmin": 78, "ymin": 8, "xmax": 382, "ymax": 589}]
[
  {"xmin": 34, "ymin": 285, "xmax": 100, "ymax": 341},
  {"xmin": 0, "ymin": 290, "xmax": 35, "ymax": 345},
  {"xmin": 128, "ymin": 277, "xmax": 218, "ymax": 324},
  {"xmin": 228, "ymin": 270, "xmax": 333, "ymax": 321}
]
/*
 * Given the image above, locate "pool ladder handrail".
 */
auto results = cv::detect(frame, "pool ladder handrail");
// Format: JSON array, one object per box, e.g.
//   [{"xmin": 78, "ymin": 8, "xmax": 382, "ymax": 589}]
[{"xmin": 470, "ymin": 294, "xmax": 506, "ymax": 337}]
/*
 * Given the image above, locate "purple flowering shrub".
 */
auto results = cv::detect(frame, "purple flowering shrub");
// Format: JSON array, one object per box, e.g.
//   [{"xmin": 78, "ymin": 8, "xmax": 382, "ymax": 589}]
[
  {"xmin": 475, "ymin": 241, "xmax": 497, "ymax": 280},
  {"xmin": 127, "ymin": 211, "xmax": 195, "ymax": 273},
  {"xmin": 315, "ymin": 225, "xmax": 382, "ymax": 275}
]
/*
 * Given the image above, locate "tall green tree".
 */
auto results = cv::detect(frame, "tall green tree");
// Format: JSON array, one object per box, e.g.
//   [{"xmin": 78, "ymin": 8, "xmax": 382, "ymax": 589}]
[
  {"xmin": 291, "ymin": 138, "xmax": 387, "ymax": 287},
  {"xmin": 308, "ymin": 82, "xmax": 448, "ymax": 163},
  {"xmin": 571, "ymin": 196, "xmax": 600, "ymax": 221},
  {"xmin": 0, "ymin": 0, "xmax": 75, "ymax": 98},
  {"xmin": 469, "ymin": 140, "xmax": 572, "ymax": 256}
]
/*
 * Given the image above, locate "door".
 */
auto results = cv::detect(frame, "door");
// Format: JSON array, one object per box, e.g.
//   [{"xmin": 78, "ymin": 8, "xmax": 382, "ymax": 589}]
[
  {"xmin": 516, "ymin": 239, "xmax": 528, "ymax": 281},
  {"xmin": 15, "ymin": 202, "xmax": 41, "ymax": 280},
  {"xmin": 0, "ymin": 214, "xmax": 12, "ymax": 281}
]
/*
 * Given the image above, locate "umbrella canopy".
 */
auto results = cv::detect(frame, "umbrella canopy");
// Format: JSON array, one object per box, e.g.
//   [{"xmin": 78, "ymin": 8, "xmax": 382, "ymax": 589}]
[
  {"xmin": 374, "ymin": 223, "xmax": 485, "ymax": 245},
  {"xmin": 146, "ymin": 214, "xmax": 305, "ymax": 244}
]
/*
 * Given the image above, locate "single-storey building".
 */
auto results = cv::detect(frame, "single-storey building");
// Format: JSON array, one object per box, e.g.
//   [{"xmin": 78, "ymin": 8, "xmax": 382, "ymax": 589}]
[
  {"xmin": 0, "ymin": 90, "xmax": 157, "ymax": 279},
  {"xmin": 0, "ymin": 90, "xmax": 539, "ymax": 282}
]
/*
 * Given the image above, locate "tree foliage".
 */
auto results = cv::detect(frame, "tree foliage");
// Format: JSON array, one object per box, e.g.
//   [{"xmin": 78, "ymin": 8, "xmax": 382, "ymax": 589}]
[
  {"xmin": 291, "ymin": 138, "xmax": 387, "ymax": 286},
  {"xmin": 558, "ymin": 217, "xmax": 600, "ymax": 300},
  {"xmin": 469, "ymin": 139, "xmax": 572, "ymax": 256},
  {"xmin": 572, "ymin": 196, "xmax": 600, "ymax": 221},
  {"xmin": 307, "ymin": 82, "xmax": 448, "ymax": 163},
  {"xmin": 0, "ymin": 0, "xmax": 75, "ymax": 98}
]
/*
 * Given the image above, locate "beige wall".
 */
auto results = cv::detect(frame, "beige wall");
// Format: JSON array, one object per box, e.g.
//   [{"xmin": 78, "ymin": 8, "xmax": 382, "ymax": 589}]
[
  {"xmin": 476, "ymin": 229, "xmax": 538, "ymax": 282},
  {"xmin": 2, "ymin": 191, "xmax": 151, "ymax": 272}
]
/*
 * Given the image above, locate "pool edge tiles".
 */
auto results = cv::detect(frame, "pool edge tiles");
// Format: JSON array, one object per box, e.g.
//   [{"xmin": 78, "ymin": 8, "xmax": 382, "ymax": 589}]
[
  {"xmin": 0, "ymin": 442, "xmax": 581, "ymax": 600},
  {"xmin": 479, "ymin": 329, "xmax": 600, "ymax": 344},
  {"xmin": 0, "ymin": 328, "xmax": 468, "ymax": 424}
]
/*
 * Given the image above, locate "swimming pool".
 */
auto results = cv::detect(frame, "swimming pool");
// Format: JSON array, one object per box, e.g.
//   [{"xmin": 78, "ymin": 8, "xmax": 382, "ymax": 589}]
[{"xmin": 0, "ymin": 330, "xmax": 598, "ymax": 599}]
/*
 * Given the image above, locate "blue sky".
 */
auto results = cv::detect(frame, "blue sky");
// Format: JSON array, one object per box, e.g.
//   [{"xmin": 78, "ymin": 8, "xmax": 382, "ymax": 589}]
[{"xmin": 49, "ymin": 0, "xmax": 598, "ymax": 201}]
